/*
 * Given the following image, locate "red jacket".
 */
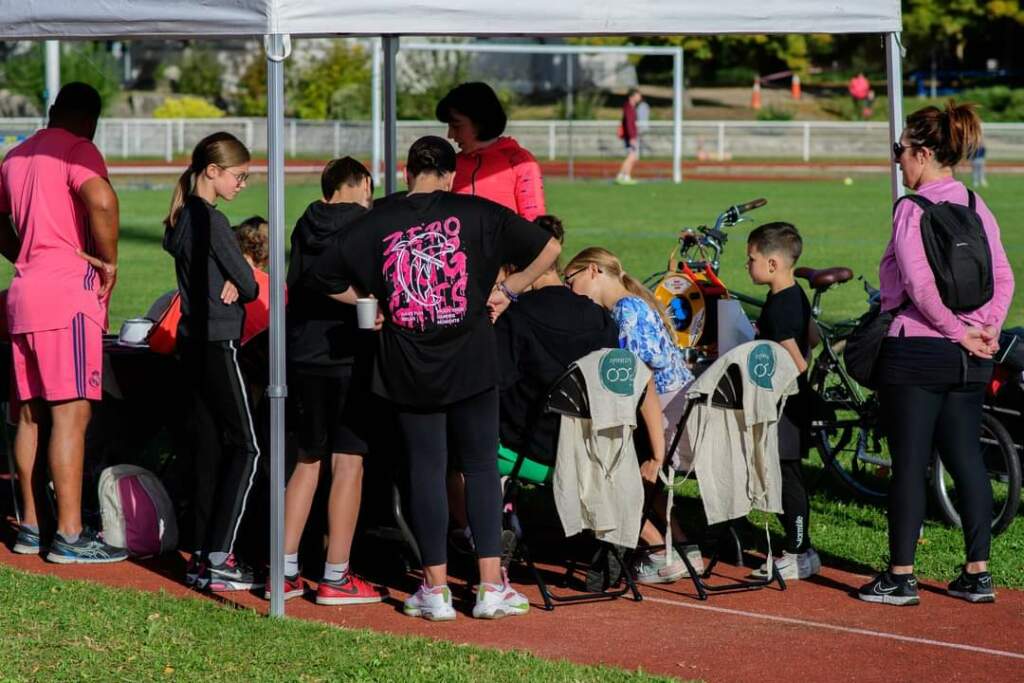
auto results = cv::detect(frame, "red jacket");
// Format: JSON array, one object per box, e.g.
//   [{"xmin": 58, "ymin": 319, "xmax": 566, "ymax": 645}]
[
  {"xmin": 621, "ymin": 101, "xmax": 638, "ymax": 143},
  {"xmin": 452, "ymin": 137, "xmax": 546, "ymax": 221}
]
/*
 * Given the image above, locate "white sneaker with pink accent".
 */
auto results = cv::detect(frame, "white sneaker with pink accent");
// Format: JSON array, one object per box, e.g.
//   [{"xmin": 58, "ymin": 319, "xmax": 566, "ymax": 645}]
[{"xmin": 472, "ymin": 572, "xmax": 530, "ymax": 619}]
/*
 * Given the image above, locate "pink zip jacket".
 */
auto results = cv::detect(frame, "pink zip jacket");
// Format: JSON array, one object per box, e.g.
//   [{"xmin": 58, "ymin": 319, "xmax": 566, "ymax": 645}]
[
  {"xmin": 452, "ymin": 136, "xmax": 546, "ymax": 221},
  {"xmin": 879, "ymin": 176, "xmax": 1014, "ymax": 342}
]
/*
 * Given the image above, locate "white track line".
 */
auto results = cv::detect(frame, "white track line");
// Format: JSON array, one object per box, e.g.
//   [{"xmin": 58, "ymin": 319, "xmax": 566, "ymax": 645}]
[{"xmin": 644, "ymin": 596, "xmax": 1024, "ymax": 661}]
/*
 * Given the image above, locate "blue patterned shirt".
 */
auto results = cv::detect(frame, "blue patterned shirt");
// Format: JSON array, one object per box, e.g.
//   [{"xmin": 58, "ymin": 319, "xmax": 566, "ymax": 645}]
[{"xmin": 612, "ymin": 296, "xmax": 692, "ymax": 394}]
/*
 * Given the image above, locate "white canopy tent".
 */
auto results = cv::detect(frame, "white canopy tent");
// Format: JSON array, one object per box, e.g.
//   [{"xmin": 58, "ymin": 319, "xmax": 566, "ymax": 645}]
[{"xmin": 1, "ymin": 0, "xmax": 903, "ymax": 618}]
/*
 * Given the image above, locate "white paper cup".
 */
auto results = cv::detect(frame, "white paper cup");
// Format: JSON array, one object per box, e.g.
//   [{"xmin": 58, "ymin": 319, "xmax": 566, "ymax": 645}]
[{"xmin": 356, "ymin": 298, "xmax": 378, "ymax": 330}]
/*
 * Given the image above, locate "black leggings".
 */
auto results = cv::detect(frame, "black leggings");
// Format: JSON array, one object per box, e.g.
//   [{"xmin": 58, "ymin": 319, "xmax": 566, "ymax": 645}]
[
  {"xmin": 182, "ymin": 338, "xmax": 262, "ymax": 557},
  {"xmin": 397, "ymin": 388, "xmax": 502, "ymax": 567},
  {"xmin": 780, "ymin": 460, "xmax": 811, "ymax": 554},
  {"xmin": 881, "ymin": 382, "xmax": 990, "ymax": 566}
]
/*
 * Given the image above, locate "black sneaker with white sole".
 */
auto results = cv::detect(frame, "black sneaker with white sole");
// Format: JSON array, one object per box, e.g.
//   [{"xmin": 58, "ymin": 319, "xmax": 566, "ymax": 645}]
[
  {"xmin": 857, "ymin": 571, "xmax": 919, "ymax": 606},
  {"xmin": 202, "ymin": 554, "xmax": 264, "ymax": 592},
  {"xmin": 947, "ymin": 568, "xmax": 996, "ymax": 604}
]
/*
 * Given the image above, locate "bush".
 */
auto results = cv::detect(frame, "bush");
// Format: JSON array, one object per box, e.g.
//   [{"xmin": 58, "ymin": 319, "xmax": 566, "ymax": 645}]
[
  {"xmin": 235, "ymin": 57, "xmax": 267, "ymax": 116},
  {"xmin": 1, "ymin": 42, "xmax": 120, "ymax": 112},
  {"xmin": 556, "ymin": 90, "xmax": 604, "ymax": 120},
  {"xmin": 960, "ymin": 86, "xmax": 1024, "ymax": 122},
  {"xmin": 153, "ymin": 96, "xmax": 224, "ymax": 119},
  {"xmin": 290, "ymin": 43, "xmax": 370, "ymax": 120},
  {"xmin": 177, "ymin": 47, "xmax": 223, "ymax": 102},
  {"xmin": 756, "ymin": 106, "xmax": 795, "ymax": 121},
  {"xmin": 713, "ymin": 66, "xmax": 759, "ymax": 86},
  {"xmin": 397, "ymin": 48, "xmax": 472, "ymax": 120}
]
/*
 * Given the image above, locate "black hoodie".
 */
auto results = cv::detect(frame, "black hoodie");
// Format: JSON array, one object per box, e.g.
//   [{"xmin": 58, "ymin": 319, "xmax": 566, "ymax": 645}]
[
  {"xmin": 495, "ymin": 285, "xmax": 620, "ymax": 462},
  {"xmin": 286, "ymin": 200, "xmax": 368, "ymax": 374},
  {"xmin": 163, "ymin": 195, "xmax": 258, "ymax": 342}
]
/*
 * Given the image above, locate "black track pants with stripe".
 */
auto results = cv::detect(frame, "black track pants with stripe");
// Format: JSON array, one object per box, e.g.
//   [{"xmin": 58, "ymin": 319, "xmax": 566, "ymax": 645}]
[{"xmin": 181, "ymin": 338, "xmax": 262, "ymax": 557}]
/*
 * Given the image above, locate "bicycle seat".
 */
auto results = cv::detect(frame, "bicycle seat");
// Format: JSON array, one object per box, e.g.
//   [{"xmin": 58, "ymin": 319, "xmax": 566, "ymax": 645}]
[{"xmin": 795, "ymin": 266, "xmax": 854, "ymax": 291}]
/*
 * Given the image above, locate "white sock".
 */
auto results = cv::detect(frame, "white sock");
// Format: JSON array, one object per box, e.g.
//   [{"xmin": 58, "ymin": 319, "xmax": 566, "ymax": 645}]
[
  {"xmin": 285, "ymin": 553, "xmax": 299, "ymax": 577},
  {"xmin": 323, "ymin": 561, "xmax": 349, "ymax": 582}
]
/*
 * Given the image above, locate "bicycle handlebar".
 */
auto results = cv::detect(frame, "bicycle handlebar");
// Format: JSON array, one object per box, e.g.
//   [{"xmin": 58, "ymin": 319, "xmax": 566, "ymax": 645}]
[{"xmin": 736, "ymin": 197, "xmax": 767, "ymax": 214}]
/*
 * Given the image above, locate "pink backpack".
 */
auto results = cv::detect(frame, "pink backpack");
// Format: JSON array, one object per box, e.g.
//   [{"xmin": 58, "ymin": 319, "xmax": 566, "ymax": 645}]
[{"xmin": 99, "ymin": 465, "xmax": 178, "ymax": 558}]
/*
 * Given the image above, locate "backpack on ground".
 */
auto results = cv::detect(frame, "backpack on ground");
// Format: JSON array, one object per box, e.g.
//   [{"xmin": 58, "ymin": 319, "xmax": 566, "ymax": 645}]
[
  {"xmin": 898, "ymin": 191, "xmax": 993, "ymax": 312},
  {"xmin": 99, "ymin": 465, "xmax": 178, "ymax": 558}
]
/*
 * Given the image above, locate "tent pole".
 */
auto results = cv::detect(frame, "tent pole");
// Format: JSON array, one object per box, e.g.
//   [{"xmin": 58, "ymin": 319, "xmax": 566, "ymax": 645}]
[
  {"xmin": 383, "ymin": 36, "xmax": 398, "ymax": 195},
  {"xmin": 885, "ymin": 33, "xmax": 905, "ymax": 202},
  {"xmin": 673, "ymin": 47, "xmax": 683, "ymax": 183},
  {"xmin": 45, "ymin": 40, "xmax": 60, "ymax": 111},
  {"xmin": 265, "ymin": 32, "xmax": 291, "ymax": 619},
  {"xmin": 371, "ymin": 38, "xmax": 382, "ymax": 186}
]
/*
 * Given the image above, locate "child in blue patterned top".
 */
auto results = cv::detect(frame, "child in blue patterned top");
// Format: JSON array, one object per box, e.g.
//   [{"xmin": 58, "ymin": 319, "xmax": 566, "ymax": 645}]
[{"xmin": 565, "ymin": 247, "xmax": 699, "ymax": 585}]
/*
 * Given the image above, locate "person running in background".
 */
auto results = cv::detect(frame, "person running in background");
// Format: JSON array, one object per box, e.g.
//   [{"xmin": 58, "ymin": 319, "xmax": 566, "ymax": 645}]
[
  {"xmin": 271, "ymin": 157, "xmax": 386, "ymax": 607},
  {"xmin": 324, "ymin": 136, "xmax": 561, "ymax": 621},
  {"xmin": 436, "ymin": 82, "xmax": 546, "ymax": 220},
  {"xmin": 0, "ymin": 82, "xmax": 126, "ymax": 564},
  {"xmin": 163, "ymin": 132, "xmax": 262, "ymax": 592},
  {"xmin": 616, "ymin": 88, "xmax": 643, "ymax": 185}
]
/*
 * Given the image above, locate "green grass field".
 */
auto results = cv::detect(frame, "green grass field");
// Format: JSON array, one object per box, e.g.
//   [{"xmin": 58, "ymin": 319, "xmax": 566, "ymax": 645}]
[
  {"xmin": 0, "ymin": 566, "xmax": 671, "ymax": 683},
  {"xmin": 2, "ymin": 174, "xmax": 1018, "ymax": 329}
]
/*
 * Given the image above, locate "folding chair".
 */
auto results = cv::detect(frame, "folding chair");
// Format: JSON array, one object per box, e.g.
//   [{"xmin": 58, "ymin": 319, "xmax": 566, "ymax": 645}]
[
  {"xmin": 502, "ymin": 364, "xmax": 643, "ymax": 611},
  {"xmin": 658, "ymin": 363, "xmax": 787, "ymax": 600}
]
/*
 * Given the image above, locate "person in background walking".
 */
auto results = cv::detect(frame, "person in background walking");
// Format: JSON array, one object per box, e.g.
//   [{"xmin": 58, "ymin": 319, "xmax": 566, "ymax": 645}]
[{"xmin": 616, "ymin": 88, "xmax": 643, "ymax": 185}]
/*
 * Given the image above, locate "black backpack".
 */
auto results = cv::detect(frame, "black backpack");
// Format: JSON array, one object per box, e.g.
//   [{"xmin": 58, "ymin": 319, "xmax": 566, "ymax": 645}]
[{"xmin": 898, "ymin": 191, "xmax": 993, "ymax": 312}]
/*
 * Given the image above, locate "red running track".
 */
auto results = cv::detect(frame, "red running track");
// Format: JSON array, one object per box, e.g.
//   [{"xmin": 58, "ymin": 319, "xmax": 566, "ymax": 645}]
[{"xmin": 2, "ymin": 539, "xmax": 1022, "ymax": 682}]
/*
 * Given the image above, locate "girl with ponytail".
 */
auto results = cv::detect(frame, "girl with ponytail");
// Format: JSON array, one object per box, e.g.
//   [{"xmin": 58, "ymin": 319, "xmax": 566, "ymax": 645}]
[
  {"xmin": 564, "ymin": 246, "xmax": 700, "ymax": 584},
  {"xmin": 859, "ymin": 101, "xmax": 1014, "ymax": 606},
  {"xmin": 162, "ymin": 132, "xmax": 265, "ymax": 593}
]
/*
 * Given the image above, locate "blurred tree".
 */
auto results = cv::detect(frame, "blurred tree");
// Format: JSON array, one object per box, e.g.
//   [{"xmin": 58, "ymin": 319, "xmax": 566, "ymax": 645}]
[
  {"xmin": 290, "ymin": 42, "xmax": 370, "ymax": 120},
  {"xmin": 2, "ymin": 42, "xmax": 120, "ymax": 112}
]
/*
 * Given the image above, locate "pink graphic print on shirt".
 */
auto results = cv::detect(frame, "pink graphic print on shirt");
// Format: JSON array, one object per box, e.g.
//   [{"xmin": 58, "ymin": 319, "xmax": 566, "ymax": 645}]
[{"xmin": 382, "ymin": 216, "xmax": 468, "ymax": 331}]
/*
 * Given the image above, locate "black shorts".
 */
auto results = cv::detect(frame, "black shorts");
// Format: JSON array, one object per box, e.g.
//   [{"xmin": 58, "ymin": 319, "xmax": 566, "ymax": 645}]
[{"xmin": 292, "ymin": 368, "xmax": 370, "ymax": 458}]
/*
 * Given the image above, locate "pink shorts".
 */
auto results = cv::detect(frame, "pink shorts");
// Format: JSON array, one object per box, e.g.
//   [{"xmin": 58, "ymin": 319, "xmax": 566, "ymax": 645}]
[{"xmin": 11, "ymin": 313, "xmax": 103, "ymax": 402}]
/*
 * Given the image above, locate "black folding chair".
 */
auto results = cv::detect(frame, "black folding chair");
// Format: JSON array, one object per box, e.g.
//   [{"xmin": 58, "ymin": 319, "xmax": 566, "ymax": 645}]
[
  {"xmin": 659, "ymin": 363, "xmax": 787, "ymax": 600},
  {"xmin": 502, "ymin": 364, "xmax": 643, "ymax": 611}
]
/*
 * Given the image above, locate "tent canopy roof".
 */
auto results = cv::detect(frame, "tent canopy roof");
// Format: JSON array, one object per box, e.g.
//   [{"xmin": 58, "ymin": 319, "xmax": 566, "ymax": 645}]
[{"xmin": 2, "ymin": 0, "xmax": 901, "ymax": 39}]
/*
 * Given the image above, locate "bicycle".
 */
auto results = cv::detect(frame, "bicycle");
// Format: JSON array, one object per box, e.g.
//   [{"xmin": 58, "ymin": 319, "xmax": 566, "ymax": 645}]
[
  {"xmin": 793, "ymin": 267, "xmax": 1021, "ymax": 535},
  {"xmin": 644, "ymin": 203, "xmax": 1022, "ymax": 535}
]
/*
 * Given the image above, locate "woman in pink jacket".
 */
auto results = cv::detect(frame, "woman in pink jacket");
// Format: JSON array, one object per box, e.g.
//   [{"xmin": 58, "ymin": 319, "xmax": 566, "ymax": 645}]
[
  {"xmin": 436, "ymin": 82, "xmax": 546, "ymax": 220},
  {"xmin": 858, "ymin": 102, "xmax": 1014, "ymax": 607}
]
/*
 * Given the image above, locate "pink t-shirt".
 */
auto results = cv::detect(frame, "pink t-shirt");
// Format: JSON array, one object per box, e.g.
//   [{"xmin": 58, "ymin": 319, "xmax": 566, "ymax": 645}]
[
  {"xmin": 879, "ymin": 176, "xmax": 1015, "ymax": 342},
  {"xmin": 0, "ymin": 128, "xmax": 110, "ymax": 334}
]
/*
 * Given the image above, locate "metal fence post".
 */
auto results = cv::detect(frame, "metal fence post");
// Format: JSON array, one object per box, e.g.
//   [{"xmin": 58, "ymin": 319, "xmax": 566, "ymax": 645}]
[
  {"xmin": 717, "ymin": 122, "xmax": 725, "ymax": 161},
  {"xmin": 288, "ymin": 119, "xmax": 297, "ymax": 158},
  {"xmin": 165, "ymin": 120, "xmax": 173, "ymax": 162},
  {"xmin": 333, "ymin": 121, "xmax": 341, "ymax": 158},
  {"xmin": 803, "ymin": 123, "xmax": 811, "ymax": 162},
  {"xmin": 548, "ymin": 122, "xmax": 556, "ymax": 161}
]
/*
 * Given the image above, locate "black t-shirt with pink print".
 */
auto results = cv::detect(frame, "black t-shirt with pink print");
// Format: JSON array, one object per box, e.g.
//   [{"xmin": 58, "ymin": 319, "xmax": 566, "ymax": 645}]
[{"xmin": 316, "ymin": 190, "xmax": 550, "ymax": 408}]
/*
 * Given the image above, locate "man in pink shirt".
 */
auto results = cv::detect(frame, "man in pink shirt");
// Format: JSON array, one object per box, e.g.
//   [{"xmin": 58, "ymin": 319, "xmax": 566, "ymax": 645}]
[{"xmin": 0, "ymin": 83, "xmax": 125, "ymax": 563}]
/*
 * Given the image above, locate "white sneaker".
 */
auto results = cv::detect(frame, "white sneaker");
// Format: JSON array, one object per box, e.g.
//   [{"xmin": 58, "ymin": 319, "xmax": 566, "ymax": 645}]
[
  {"xmin": 753, "ymin": 548, "xmax": 822, "ymax": 581},
  {"xmin": 472, "ymin": 572, "xmax": 530, "ymax": 619},
  {"xmin": 632, "ymin": 548, "xmax": 688, "ymax": 584},
  {"xmin": 403, "ymin": 584, "xmax": 457, "ymax": 621}
]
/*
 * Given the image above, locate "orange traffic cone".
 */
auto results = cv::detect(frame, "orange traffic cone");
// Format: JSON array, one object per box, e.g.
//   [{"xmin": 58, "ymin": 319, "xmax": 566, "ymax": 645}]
[
  {"xmin": 791, "ymin": 74, "xmax": 801, "ymax": 100},
  {"xmin": 751, "ymin": 78, "xmax": 762, "ymax": 110}
]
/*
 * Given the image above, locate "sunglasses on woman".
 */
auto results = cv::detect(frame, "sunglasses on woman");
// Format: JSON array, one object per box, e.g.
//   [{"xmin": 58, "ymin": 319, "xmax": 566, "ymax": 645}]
[{"xmin": 892, "ymin": 141, "xmax": 906, "ymax": 161}]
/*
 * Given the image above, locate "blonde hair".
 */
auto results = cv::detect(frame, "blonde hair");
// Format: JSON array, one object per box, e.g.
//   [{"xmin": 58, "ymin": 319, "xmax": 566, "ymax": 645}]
[
  {"xmin": 164, "ymin": 132, "xmax": 250, "ymax": 230},
  {"xmin": 566, "ymin": 247, "xmax": 675, "ymax": 338}
]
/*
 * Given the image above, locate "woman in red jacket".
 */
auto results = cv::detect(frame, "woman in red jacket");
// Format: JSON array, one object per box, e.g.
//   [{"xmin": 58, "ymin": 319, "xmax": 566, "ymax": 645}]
[{"xmin": 436, "ymin": 82, "xmax": 546, "ymax": 220}]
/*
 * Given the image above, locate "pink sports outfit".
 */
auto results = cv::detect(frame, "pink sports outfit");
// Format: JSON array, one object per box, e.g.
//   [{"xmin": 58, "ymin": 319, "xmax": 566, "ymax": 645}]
[{"xmin": 0, "ymin": 127, "xmax": 110, "ymax": 402}]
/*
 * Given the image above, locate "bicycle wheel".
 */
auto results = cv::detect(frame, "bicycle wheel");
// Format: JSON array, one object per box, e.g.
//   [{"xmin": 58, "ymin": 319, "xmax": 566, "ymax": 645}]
[
  {"xmin": 810, "ymin": 347, "xmax": 891, "ymax": 501},
  {"xmin": 929, "ymin": 413, "xmax": 1021, "ymax": 536}
]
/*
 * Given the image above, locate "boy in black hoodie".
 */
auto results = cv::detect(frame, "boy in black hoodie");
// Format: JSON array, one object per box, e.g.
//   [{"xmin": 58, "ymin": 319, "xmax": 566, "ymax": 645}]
[{"xmin": 269, "ymin": 157, "xmax": 386, "ymax": 605}]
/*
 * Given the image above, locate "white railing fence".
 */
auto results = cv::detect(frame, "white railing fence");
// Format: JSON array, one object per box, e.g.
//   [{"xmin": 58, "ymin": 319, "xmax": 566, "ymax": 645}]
[{"xmin": 3, "ymin": 118, "xmax": 1024, "ymax": 164}]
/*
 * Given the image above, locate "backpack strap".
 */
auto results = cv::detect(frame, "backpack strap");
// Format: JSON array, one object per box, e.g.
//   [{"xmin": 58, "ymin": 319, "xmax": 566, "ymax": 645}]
[
  {"xmin": 966, "ymin": 189, "xmax": 976, "ymax": 211},
  {"xmin": 892, "ymin": 192, "xmax": 932, "ymax": 216}
]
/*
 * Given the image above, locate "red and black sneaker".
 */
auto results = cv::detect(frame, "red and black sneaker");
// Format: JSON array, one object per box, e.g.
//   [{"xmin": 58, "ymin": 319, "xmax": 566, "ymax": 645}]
[
  {"xmin": 264, "ymin": 574, "xmax": 306, "ymax": 602},
  {"xmin": 316, "ymin": 573, "xmax": 387, "ymax": 606}
]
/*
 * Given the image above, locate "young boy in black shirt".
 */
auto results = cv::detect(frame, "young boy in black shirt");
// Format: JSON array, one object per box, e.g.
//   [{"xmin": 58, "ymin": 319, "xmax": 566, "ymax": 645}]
[{"xmin": 746, "ymin": 222, "xmax": 821, "ymax": 581}]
